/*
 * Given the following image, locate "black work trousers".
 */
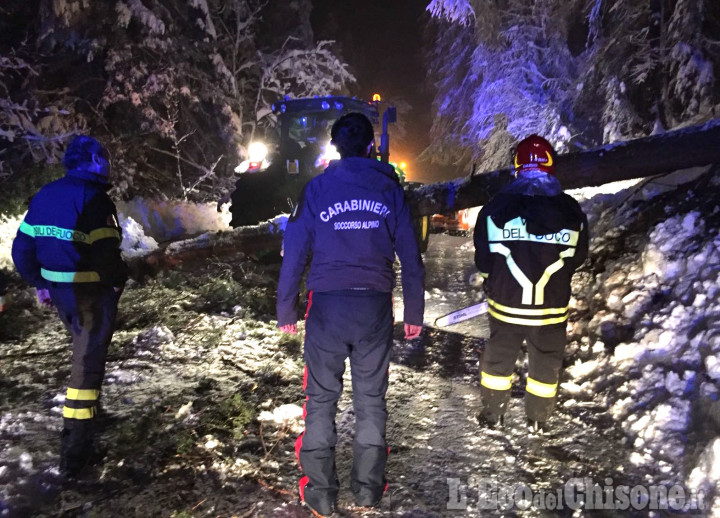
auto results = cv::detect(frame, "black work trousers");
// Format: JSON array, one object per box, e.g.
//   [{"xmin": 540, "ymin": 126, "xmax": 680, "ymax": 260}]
[
  {"xmin": 296, "ymin": 289, "xmax": 393, "ymax": 509},
  {"xmin": 479, "ymin": 317, "xmax": 567, "ymax": 423},
  {"xmin": 49, "ymin": 284, "xmax": 120, "ymax": 431}
]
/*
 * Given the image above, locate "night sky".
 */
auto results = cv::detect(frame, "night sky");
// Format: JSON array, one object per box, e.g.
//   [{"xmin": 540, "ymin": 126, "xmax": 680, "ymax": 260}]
[{"xmin": 310, "ymin": 0, "xmax": 436, "ymax": 183}]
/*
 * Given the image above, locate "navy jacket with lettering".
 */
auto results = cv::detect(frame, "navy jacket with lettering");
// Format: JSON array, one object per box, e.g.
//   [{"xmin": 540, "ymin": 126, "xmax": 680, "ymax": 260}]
[
  {"xmin": 11, "ymin": 168, "xmax": 128, "ymax": 289},
  {"xmin": 277, "ymin": 157, "xmax": 425, "ymax": 326},
  {"xmin": 474, "ymin": 171, "xmax": 588, "ymax": 327}
]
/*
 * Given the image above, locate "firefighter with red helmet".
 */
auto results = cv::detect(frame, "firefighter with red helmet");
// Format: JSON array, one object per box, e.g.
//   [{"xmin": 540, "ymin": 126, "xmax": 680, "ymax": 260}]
[{"xmin": 473, "ymin": 135, "xmax": 588, "ymax": 433}]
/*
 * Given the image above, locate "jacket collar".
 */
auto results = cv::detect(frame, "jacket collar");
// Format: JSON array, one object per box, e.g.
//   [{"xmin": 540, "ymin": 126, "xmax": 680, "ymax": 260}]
[{"xmin": 65, "ymin": 168, "xmax": 111, "ymax": 188}]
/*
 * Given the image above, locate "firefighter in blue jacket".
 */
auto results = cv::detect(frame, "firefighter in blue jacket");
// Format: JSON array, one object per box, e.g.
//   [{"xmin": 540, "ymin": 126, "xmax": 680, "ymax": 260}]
[
  {"xmin": 474, "ymin": 135, "xmax": 588, "ymax": 433},
  {"xmin": 12, "ymin": 135, "xmax": 128, "ymax": 477},
  {"xmin": 277, "ymin": 113, "xmax": 425, "ymax": 516}
]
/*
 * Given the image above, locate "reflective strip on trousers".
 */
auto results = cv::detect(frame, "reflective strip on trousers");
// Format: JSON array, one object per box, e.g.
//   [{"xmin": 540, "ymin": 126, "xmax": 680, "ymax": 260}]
[
  {"xmin": 526, "ymin": 377, "xmax": 558, "ymax": 398},
  {"xmin": 63, "ymin": 406, "xmax": 96, "ymax": 419},
  {"xmin": 41, "ymin": 268, "xmax": 101, "ymax": 283},
  {"xmin": 481, "ymin": 371, "xmax": 512, "ymax": 391},
  {"xmin": 66, "ymin": 388, "xmax": 100, "ymax": 401}
]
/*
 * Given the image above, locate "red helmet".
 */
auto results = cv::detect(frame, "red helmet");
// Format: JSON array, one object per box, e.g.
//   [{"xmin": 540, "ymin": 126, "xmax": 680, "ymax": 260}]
[{"xmin": 514, "ymin": 135, "xmax": 555, "ymax": 175}]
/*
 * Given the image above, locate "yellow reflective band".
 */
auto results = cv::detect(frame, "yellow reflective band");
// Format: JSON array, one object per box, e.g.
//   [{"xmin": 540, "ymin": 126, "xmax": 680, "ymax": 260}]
[
  {"xmin": 489, "ymin": 242, "xmax": 533, "ymax": 304},
  {"xmin": 30, "ymin": 225, "xmax": 90, "ymax": 243},
  {"xmin": 19, "ymin": 221, "xmax": 36, "ymax": 237},
  {"xmin": 41, "ymin": 268, "xmax": 101, "ymax": 283},
  {"xmin": 488, "ymin": 306, "xmax": 568, "ymax": 326},
  {"xmin": 488, "ymin": 298, "xmax": 568, "ymax": 316},
  {"xmin": 481, "ymin": 371, "xmax": 512, "ymax": 391},
  {"xmin": 66, "ymin": 388, "xmax": 100, "ymax": 401},
  {"xmin": 486, "ymin": 216, "xmax": 579, "ymax": 246},
  {"xmin": 63, "ymin": 406, "xmax": 96, "ymax": 419},
  {"xmin": 526, "ymin": 377, "xmax": 558, "ymax": 398},
  {"xmin": 421, "ymin": 216, "xmax": 428, "ymax": 241},
  {"xmin": 18, "ymin": 225, "xmax": 119, "ymax": 244},
  {"xmin": 535, "ymin": 248, "xmax": 576, "ymax": 305},
  {"xmin": 88, "ymin": 227, "xmax": 121, "ymax": 243},
  {"xmin": 479, "ymin": 272, "xmax": 488, "ymax": 279}
]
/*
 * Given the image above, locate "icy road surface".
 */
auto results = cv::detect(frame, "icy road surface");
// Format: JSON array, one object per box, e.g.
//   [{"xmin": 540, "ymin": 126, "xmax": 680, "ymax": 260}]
[{"xmin": 0, "ymin": 232, "xmax": 689, "ymax": 517}]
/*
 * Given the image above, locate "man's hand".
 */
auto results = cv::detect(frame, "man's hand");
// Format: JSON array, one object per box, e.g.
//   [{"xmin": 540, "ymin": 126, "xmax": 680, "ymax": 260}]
[
  {"xmin": 36, "ymin": 288, "xmax": 53, "ymax": 308},
  {"xmin": 404, "ymin": 323, "xmax": 422, "ymax": 340},
  {"xmin": 279, "ymin": 323, "xmax": 297, "ymax": 334}
]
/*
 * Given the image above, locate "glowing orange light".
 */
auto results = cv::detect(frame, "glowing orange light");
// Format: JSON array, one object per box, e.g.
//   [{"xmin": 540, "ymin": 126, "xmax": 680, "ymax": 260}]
[
  {"xmin": 372, "ymin": 93, "xmax": 382, "ymax": 102},
  {"xmin": 400, "ymin": 162, "xmax": 407, "ymax": 170}
]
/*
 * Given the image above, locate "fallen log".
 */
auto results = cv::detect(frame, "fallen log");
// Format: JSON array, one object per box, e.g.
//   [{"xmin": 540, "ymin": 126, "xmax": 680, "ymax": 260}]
[
  {"xmin": 126, "ymin": 219, "xmax": 284, "ymax": 280},
  {"xmin": 408, "ymin": 118, "xmax": 720, "ymax": 217},
  {"xmin": 127, "ymin": 119, "xmax": 720, "ymax": 277}
]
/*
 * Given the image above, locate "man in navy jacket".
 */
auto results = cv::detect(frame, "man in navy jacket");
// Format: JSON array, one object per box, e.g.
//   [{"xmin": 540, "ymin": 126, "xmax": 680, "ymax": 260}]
[
  {"xmin": 12, "ymin": 135, "xmax": 127, "ymax": 477},
  {"xmin": 277, "ymin": 113, "xmax": 424, "ymax": 516}
]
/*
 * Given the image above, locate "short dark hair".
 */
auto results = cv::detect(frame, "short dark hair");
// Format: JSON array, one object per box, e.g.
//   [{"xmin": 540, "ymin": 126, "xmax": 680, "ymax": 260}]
[
  {"xmin": 330, "ymin": 113, "xmax": 374, "ymax": 158},
  {"xmin": 63, "ymin": 135, "xmax": 108, "ymax": 170}
]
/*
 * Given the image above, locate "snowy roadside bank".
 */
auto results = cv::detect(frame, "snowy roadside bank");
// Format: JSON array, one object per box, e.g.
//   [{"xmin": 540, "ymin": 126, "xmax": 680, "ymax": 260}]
[{"xmin": 565, "ymin": 165, "xmax": 720, "ymax": 514}]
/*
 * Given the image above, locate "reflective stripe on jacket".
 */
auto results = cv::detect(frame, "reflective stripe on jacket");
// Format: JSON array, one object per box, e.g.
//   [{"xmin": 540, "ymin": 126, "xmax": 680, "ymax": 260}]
[
  {"xmin": 11, "ymin": 169, "xmax": 128, "ymax": 288},
  {"xmin": 474, "ymin": 172, "xmax": 588, "ymax": 326}
]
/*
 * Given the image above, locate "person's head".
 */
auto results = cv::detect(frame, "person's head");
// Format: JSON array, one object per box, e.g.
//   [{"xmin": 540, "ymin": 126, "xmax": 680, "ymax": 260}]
[
  {"xmin": 330, "ymin": 113, "xmax": 375, "ymax": 158},
  {"xmin": 513, "ymin": 134, "xmax": 555, "ymax": 176},
  {"xmin": 63, "ymin": 135, "xmax": 110, "ymax": 180}
]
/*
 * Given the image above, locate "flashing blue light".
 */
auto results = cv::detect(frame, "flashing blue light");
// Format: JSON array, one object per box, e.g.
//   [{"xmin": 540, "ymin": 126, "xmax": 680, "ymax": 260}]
[
  {"xmin": 334, "ymin": 101, "xmax": 344, "ymax": 110},
  {"xmin": 301, "ymin": 116, "xmax": 308, "ymax": 127},
  {"xmin": 280, "ymin": 104, "xmax": 287, "ymax": 113},
  {"xmin": 321, "ymin": 101, "xmax": 330, "ymax": 110}
]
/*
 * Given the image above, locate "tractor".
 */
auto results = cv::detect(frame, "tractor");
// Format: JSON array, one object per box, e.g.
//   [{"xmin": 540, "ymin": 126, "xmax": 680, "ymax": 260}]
[{"xmin": 227, "ymin": 96, "xmax": 429, "ymax": 252}]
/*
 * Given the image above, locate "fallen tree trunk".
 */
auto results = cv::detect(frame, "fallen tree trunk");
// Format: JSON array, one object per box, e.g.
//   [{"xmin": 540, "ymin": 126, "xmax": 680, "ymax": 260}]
[
  {"xmin": 128, "ymin": 119, "xmax": 720, "ymax": 277},
  {"xmin": 408, "ymin": 118, "xmax": 720, "ymax": 216},
  {"xmin": 126, "ymin": 220, "xmax": 284, "ymax": 280}
]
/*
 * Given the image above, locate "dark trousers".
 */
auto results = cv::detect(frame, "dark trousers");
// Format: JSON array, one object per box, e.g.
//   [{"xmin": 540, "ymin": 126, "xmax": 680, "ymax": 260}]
[
  {"xmin": 49, "ymin": 284, "xmax": 120, "ymax": 431},
  {"xmin": 297, "ymin": 289, "xmax": 393, "ymax": 507},
  {"xmin": 480, "ymin": 317, "xmax": 566, "ymax": 422}
]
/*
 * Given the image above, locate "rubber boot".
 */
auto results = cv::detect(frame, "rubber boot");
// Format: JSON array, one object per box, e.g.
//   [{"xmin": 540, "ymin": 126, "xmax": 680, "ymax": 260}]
[{"xmin": 60, "ymin": 420, "xmax": 94, "ymax": 478}]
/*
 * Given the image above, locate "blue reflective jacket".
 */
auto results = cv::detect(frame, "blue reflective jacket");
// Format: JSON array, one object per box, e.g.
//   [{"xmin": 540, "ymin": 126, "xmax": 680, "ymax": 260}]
[
  {"xmin": 277, "ymin": 157, "xmax": 425, "ymax": 326},
  {"xmin": 11, "ymin": 168, "xmax": 128, "ymax": 289}
]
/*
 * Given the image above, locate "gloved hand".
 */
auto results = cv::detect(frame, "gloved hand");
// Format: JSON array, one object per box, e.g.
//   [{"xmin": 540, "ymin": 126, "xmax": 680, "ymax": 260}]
[
  {"xmin": 404, "ymin": 323, "xmax": 422, "ymax": 340},
  {"xmin": 279, "ymin": 323, "xmax": 297, "ymax": 334},
  {"xmin": 36, "ymin": 288, "xmax": 53, "ymax": 308}
]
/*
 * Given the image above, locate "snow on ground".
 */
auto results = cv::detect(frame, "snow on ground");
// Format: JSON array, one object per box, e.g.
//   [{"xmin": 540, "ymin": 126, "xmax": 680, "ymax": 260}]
[
  {"xmin": 565, "ymin": 165, "xmax": 720, "ymax": 514},
  {"xmin": 0, "ymin": 165, "xmax": 719, "ymax": 516}
]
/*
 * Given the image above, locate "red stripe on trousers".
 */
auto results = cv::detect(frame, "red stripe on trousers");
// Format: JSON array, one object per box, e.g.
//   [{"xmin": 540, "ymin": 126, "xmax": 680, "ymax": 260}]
[{"xmin": 305, "ymin": 290, "xmax": 314, "ymax": 319}]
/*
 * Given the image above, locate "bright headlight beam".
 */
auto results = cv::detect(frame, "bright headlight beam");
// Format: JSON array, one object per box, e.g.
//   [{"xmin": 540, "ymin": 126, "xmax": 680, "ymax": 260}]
[{"xmin": 248, "ymin": 142, "xmax": 268, "ymax": 162}]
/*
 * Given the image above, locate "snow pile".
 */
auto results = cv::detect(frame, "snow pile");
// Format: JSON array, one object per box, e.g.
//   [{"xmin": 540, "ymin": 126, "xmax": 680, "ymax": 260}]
[
  {"xmin": 567, "ymin": 167, "xmax": 720, "ymax": 509},
  {"xmin": 120, "ymin": 215, "xmax": 159, "ymax": 258},
  {"xmin": 117, "ymin": 198, "xmax": 231, "ymax": 243},
  {"xmin": 258, "ymin": 403, "xmax": 303, "ymax": 432},
  {"xmin": 132, "ymin": 325, "xmax": 175, "ymax": 351},
  {"xmin": 0, "ymin": 213, "xmax": 23, "ymax": 270}
]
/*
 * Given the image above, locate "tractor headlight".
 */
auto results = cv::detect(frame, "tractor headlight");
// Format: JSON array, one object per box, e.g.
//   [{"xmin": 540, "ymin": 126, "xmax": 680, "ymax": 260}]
[
  {"xmin": 314, "ymin": 143, "xmax": 341, "ymax": 169},
  {"xmin": 235, "ymin": 142, "xmax": 270, "ymax": 173}
]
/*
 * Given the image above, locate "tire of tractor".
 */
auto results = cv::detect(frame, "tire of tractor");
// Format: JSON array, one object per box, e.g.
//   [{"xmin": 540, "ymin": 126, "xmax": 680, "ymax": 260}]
[{"xmin": 415, "ymin": 215, "xmax": 430, "ymax": 253}]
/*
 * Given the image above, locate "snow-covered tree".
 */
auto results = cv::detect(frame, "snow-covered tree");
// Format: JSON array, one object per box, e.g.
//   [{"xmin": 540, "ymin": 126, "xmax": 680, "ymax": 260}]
[
  {"xmin": 426, "ymin": 0, "xmax": 720, "ymax": 169},
  {"xmin": 0, "ymin": 0, "xmax": 354, "ymax": 199}
]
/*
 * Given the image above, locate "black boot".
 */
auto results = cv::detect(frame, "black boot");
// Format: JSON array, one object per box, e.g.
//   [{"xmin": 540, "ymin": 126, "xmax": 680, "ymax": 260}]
[
  {"xmin": 527, "ymin": 419, "xmax": 548, "ymax": 436},
  {"xmin": 60, "ymin": 421, "xmax": 95, "ymax": 478},
  {"xmin": 300, "ymin": 477, "xmax": 336, "ymax": 517},
  {"xmin": 477, "ymin": 412, "xmax": 504, "ymax": 429}
]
